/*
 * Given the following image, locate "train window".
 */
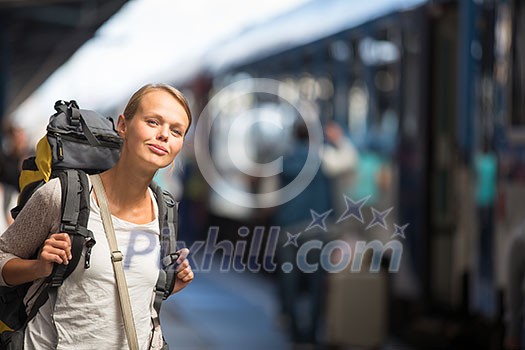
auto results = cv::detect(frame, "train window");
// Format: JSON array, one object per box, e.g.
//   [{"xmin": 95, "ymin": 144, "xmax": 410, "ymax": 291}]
[
  {"xmin": 330, "ymin": 40, "xmax": 352, "ymax": 62},
  {"xmin": 358, "ymin": 37, "xmax": 400, "ymax": 66}
]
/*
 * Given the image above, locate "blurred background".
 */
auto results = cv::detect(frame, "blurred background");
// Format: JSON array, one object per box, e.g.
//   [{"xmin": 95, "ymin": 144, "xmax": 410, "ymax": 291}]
[{"xmin": 0, "ymin": 0, "xmax": 524, "ymax": 349}]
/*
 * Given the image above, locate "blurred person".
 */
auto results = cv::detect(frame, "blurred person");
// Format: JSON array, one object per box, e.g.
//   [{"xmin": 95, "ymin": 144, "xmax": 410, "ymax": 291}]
[
  {"xmin": 473, "ymin": 146, "xmax": 498, "ymax": 318},
  {"xmin": 0, "ymin": 84, "xmax": 194, "ymax": 349},
  {"xmin": 0, "ymin": 180, "xmax": 17, "ymax": 232},
  {"xmin": 344, "ymin": 141, "xmax": 394, "ymax": 243},
  {"xmin": 178, "ymin": 150, "xmax": 209, "ymax": 244},
  {"xmin": 321, "ymin": 121, "xmax": 359, "ymax": 216},
  {"xmin": 274, "ymin": 119, "xmax": 332, "ymax": 346},
  {"xmin": 0, "ymin": 121, "xmax": 31, "ymax": 189},
  {"xmin": 0, "ymin": 161, "xmax": 18, "ymax": 232}
]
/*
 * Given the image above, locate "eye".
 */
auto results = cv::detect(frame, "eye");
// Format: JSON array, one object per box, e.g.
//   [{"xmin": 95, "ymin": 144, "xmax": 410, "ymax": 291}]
[
  {"xmin": 147, "ymin": 119, "xmax": 159, "ymax": 126},
  {"xmin": 171, "ymin": 128, "xmax": 183, "ymax": 137}
]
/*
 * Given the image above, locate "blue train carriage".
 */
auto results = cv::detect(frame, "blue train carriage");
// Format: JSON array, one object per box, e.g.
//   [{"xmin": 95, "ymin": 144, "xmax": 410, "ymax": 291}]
[
  {"xmin": 179, "ymin": 0, "xmax": 521, "ymax": 348},
  {"xmin": 491, "ymin": 0, "xmax": 525, "ymax": 341},
  {"xmin": 443, "ymin": 0, "xmax": 525, "ymax": 344}
]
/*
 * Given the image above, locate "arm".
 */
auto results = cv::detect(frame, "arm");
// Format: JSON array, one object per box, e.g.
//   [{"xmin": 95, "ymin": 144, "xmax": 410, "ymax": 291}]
[
  {"xmin": 2, "ymin": 233, "xmax": 72, "ymax": 286},
  {"xmin": 0, "ymin": 179, "xmax": 64, "ymax": 286}
]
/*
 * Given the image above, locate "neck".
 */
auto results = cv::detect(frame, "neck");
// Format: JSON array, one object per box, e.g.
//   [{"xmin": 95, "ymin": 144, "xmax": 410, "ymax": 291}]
[{"xmin": 99, "ymin": 160, "xmax": 155, "ymax": 208}]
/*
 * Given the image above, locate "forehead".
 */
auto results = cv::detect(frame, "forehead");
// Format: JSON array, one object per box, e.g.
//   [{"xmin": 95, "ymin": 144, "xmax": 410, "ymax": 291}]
[{"xmin": 137, "ymin": 90, "xmax": 190, "ymax": 125}]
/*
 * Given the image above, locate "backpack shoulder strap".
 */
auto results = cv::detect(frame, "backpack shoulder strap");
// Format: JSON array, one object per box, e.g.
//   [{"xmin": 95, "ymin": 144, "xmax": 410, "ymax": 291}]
[
  {"xmin": 2, "ymin": 170, "xmax": 96, "ymax": 330},
  {"xmin": 47, "ymin": 170, "xmax": 96, "ymax": 287},
  {"xmin": 149, "ymin": 182, "xmax": 179, "ymax": 317}
]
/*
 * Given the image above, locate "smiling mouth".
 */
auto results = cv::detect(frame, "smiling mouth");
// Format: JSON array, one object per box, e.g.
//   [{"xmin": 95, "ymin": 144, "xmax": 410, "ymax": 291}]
[{"xmin": 147, "ymin": 144, "xmax": 168, "ymax": 155}]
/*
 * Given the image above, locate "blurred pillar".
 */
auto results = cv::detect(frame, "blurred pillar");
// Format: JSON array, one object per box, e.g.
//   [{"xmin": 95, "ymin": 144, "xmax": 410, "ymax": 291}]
[
  {"xmin": 0, "ymin": 18, "xmax": 9, "ymax": 144},
  {"xmin": 458, "ymin": 0, "xmax": 480, "ymax": 164}
]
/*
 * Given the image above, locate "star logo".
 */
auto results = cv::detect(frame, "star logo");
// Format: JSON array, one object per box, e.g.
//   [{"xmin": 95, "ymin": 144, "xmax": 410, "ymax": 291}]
[
  {"xmin": 337, "ymin": 195, "xmax": 370, "ymax": 224},
  {"xmin": 391, "ymin": 223, "xmax": 409, "ymax": 239},
  {"xmin": 283, "ymin": 231, "xmax": 301, "ymax": 247},
  {"xmin": 305, "ymin": 209, "xmax": 332, "ymax": 232},
  {"xmin": 366, "ymin": 207, "xmax": 393, "ymax": 230}
]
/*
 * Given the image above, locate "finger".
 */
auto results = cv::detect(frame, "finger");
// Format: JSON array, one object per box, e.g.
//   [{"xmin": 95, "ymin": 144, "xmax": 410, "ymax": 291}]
[
  {"xmin": 41, "ymin": 250, "xmax": 67, "ymax": 265},
  {"xmin": 176, "ymin": 259, "xmax": 189, "ymax": 272},
  {"xmin": 176, "ymin": 248, "xmax": 190, "ymax": 264},
  {"xmin": 46, "ymin": 234, "xmax": 73, "ymax": 262},
  {"xmin": 177, "ymin": 271, "xmax": 192, "ymax": 283},
  {"xmin": 50, "ymin": 233, "xmax": 71, "ymax": 244},
  {"xmin": 182, "ymin": 271, "xmax": 194, "ymax": 282},
  {"xmin": 178, "ymin": 267, "xmax": 194, "ymax": 281},
  {"xmin": 58, "ymin": 233, "xmax": 73, "ymax": 259},
  {"xmin": 42, "ymin": 246, "xmax": 70, "ymax": 265},
  {"xmin": 177, "ymin": 266, "xmax": 191, "ymax": 277},
  {"xmin": 45, "ymin": 238, "xmax": 71, "ymax": 253}
]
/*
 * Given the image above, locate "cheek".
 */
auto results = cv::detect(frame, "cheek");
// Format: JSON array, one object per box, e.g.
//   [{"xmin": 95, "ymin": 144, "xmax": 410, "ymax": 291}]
[
  {"xmin": 135, "ymin": 125, "xmax": 155, "ymax": 139},
  {"xmin": 170, "ymin": 139, "xmax": 184, "ymax": 155}
]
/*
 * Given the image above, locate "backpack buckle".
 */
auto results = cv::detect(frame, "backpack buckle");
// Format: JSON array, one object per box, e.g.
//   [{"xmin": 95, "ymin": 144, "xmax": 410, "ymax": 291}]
[
  {"xmin": 61, "ymin": 224, "xmax": 77, "ymax": 234},
  {"xmin": 111, "ymin": 251, "xmax": 123, "ymax": 262},
  {"xmin": 161, "ymin": 252, "xmax": 180, "ymax": 268}
]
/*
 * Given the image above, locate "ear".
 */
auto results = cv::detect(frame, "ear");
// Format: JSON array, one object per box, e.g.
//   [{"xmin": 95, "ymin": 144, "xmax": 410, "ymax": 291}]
[{"xmin": 117, "ymin": 114, "xmax": 127, "ymax": 139}]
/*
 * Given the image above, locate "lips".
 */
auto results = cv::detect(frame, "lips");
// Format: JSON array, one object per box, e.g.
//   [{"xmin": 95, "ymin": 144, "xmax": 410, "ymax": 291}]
[{"xmin": 147, "ymin": 144, "xmax": 169, "ymax": 155}]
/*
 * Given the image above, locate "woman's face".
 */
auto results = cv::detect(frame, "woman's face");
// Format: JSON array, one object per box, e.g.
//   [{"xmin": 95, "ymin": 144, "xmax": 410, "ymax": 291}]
[{"xmin": 118, "ymin": 89, "xmax": 190, "ymax": 172}]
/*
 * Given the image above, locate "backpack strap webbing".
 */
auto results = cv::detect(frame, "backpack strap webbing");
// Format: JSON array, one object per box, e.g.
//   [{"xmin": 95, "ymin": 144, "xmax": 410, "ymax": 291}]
[
  {"xmin": 149, "ymin": 182, "xmax": 179, "ymax": 318},
  {"xmin": 54, "ymin": 100, "xmax": 101, "ymax": 147},
  {"xmin": 47, "ymin": 170, "xmax": 96, "ymax": 287},
  {"xmin": 13, "ymin": 170, "xmax": 95, "ymax": 328}
]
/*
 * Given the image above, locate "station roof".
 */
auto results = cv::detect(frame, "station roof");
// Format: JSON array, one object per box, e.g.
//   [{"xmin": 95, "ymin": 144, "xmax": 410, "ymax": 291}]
[{"xmin": 0, "ymin": 0, "xmax": 128, "ymax": 116}]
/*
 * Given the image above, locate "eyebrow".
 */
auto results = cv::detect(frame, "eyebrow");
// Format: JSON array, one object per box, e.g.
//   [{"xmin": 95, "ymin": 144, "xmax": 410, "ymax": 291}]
[{"xmin": 145, "ymin": 114, "xmax": 188, "ymax": 129}]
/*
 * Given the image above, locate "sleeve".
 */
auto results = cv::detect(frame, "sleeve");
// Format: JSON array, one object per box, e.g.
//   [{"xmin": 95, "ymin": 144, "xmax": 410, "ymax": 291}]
[
  {"xmin": 506, "ymin": 229, "xmax": 525, "ymax": 339},
  {"xmin": 0, "ymin": 178, "xmax": 62, "ymax": 286}
]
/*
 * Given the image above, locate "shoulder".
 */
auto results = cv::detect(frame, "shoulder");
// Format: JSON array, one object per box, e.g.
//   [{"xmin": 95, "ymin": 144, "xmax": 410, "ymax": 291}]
[{"xmin": 32, "ymin": 178, "xmax": 62, "ymax": 205}]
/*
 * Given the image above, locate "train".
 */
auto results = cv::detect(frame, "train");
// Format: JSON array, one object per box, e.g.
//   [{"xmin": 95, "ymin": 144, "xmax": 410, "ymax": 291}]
[{"xmin": 151, "ymin": 0, "xmax": 524, "ymax": 348}]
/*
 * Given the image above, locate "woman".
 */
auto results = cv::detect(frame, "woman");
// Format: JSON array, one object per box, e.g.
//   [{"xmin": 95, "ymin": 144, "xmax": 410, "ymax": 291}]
[{"xmin": 0, "ymin": 84, "xmax": 194, "ymax": 349}]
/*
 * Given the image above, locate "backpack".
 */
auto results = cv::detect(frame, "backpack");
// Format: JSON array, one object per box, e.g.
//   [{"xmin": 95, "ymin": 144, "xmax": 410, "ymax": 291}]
[{"xmin": 0, "ymin": 100, "xmax": 180, "ymax": 349}]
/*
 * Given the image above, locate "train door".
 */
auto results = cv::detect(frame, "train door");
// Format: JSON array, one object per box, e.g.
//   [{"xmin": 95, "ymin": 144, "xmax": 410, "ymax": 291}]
[
  {"xmin": 397, "ymin": 5, "xmax": 431, "ymax": 311},
  {"xmin": 493, "ymin": 0, "xmax": 525, "ymax": 328},
  {"xmin": 427, "ymin": 2, "xmax": 462, "ymax": 310},
  {"xmin": 429, "ymin": 0, "xmax": 500, "ymax": 322}
]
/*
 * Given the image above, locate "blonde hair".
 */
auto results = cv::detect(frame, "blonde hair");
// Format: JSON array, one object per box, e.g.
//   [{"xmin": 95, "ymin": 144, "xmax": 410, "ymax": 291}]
[{"xmin": 123, "ymin": 83, "xmax": 192, "ymax": 135}]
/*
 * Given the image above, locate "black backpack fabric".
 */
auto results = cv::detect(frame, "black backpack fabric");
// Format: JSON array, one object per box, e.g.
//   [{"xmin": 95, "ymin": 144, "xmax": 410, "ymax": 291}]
[
  {"xmin": 11, "ymin": 99, "xmax": 122, "ymax": 219},
  {"xmin": 0, "ymin": 101, "xmax": 180, "ymax": 349}
]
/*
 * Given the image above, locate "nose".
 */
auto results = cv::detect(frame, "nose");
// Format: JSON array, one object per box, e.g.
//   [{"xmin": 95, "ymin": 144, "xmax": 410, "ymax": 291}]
[{"xmin": 157, "ymin": 125, "xmax": 169, "ymax": 141}]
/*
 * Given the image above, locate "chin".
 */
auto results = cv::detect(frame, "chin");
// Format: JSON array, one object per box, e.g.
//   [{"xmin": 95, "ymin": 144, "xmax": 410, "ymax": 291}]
[{"xmin": 155, "ymin": 158, "xmax": 175, "ymax": 169}]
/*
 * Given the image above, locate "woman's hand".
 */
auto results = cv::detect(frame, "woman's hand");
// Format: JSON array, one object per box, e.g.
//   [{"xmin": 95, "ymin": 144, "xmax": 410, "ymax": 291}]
[
  {"xmin": 172, "ymin": 248, "xmax": 193, "ymax": 294},
  {"xmin": 2, "ymin": 232, "xmax": 72, "ymax": 286},
  {"xmin": 37, "ymin": 233, "xmax": 72, "ymax": 278}
]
